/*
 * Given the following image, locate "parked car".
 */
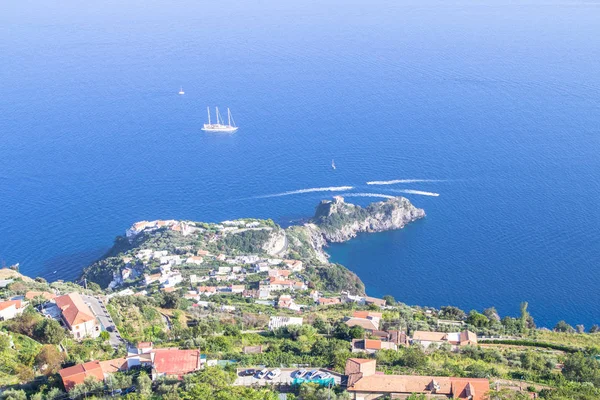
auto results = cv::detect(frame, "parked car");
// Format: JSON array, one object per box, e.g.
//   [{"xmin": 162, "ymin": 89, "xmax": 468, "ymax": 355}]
[
  {"xmin": 294, "ymin": 369, "xmax": 307, "ymax": 378},
  {"xmin": 266, "ymin": 368, "xmax": 281, "ymax": 380},
  {"xmin": 106, "ymin": 325, "xmax": 115, "ymax": 332},
  {"xmin": 123, "ymin": 386, "xmax": 136, "ymax": 394},
  {"xmin": 109, "ymin": 389, "xmax": 122, "ymax": 396},
  {"xmin": 256, "ymin": 368, "xmax": 269, "ymax": 379},
  {"xmin": 239, "ymin": 369, "xmax": 256, "ymax": 377},
  {"xmin": 305, "ymin": 369, "xmax": 319, "ymax": 380}
]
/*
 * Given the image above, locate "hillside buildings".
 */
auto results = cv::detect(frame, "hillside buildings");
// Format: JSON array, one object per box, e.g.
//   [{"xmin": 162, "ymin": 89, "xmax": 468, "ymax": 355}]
[
  {"xmin": 54, "ymin": 293, "xmax": 100, "ymax": 339},
  {"xmin": 345, "ymin": 358, "xmax": 489, "ymax": 400}
]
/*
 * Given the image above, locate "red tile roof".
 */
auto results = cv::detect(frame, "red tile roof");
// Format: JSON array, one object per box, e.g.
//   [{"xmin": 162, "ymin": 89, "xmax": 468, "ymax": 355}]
[
  {"xmin": 352, "ymin": 311, "xmax": 382, "ymax": 319},
  {"xmin": 345, "ymin": 359, "xmax": 489, "ymax": 400},
  {"xmin": 25, "ymin": 291, "xmax": 56, "ymax": 300},
  {"xmin": 99, "ymin": 358, "xmax": 127, "ymax": 374},
  {"xmin": 59, "ymin": 361, "xmax": 104, "ymax": 391},
  {"xmin": 54, "ymin": 293, "xmax": 95, "ymax": 328},
  {"xmin": 364, "ymin": 339, "xmax": 383, "ymax": 350},
  {"xmin": 153, "ymin": 349, "xmax": 200, "ymax": 377},
  {"xmin": 0, "ymin": 299, "xmax": 22, "ymax": 311}
]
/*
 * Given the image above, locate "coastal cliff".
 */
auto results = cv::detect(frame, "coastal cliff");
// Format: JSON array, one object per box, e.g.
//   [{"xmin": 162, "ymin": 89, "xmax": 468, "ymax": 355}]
[
  {"xmin": 81, "ymin": 196, "xmax": 424, "ymax": 294},
  {"xmin": 312, "ymin": 196, "xmax": 425, "ymax": 242},
  {"xmin": 284, "ymin": 196, "xmax": 425, "ymax": 267}
]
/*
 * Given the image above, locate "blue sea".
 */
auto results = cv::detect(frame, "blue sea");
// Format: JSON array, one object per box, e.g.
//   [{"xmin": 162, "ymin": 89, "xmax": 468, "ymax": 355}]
[{"xmin": 1, "ymin": 0, "xmax": 599, "ymax": 328}]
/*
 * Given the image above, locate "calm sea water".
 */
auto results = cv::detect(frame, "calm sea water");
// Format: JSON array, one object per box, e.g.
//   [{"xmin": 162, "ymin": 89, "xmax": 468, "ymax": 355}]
[{"xmin": 1, "ymin": 0, "xmax": 599, "ymax": 328}]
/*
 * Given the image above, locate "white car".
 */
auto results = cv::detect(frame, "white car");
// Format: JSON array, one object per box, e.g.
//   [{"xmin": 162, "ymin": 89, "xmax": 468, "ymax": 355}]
[
  {"xmin": 295, "ymin": 369, "xmax": 307, "ymax": 378},
  {"xmin": 256, "ymin": 368, "xmax": 268, "ymax": 379},
  {"xmin": 266, "ymin": 368, "xmax": 281, "ymax": 380},
  {"xmin": 305, "ymin": 369, "xmax": 319, "ymax": 379}
]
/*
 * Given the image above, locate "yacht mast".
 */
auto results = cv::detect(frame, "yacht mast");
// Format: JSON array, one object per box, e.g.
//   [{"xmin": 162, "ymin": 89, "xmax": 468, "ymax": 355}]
[
  {"xmin": 216, "ymin": 107, "xmax": 220, "ymax": 125},
  {"xmin": 207, "ymin": 106, "xmax": 211, "ymax": 125},
  {"xmin": 227, "ymin": 108, "xmax": 231, "ymax": 126}
]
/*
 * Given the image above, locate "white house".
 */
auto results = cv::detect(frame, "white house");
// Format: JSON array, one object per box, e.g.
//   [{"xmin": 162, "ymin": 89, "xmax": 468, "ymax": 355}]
[
  {"xmin": 54, "ymin": 293, "xmax": 100, "ymax": 340},
  {"xmin": 268, "ymin": 316, "xmax": 303, "ymax": 331},
  {"xmin": 121, "ymin": 268, "xmax": 133, "ymax": 280},
  {"xmin": 136, "ymin": 249, "xmax": 153, "ymax": 260},
  {"xmin": 152, "ymin": 250, "xmax": 168, "ymax": 259},
  {"xmin": 0, "ymin": 299, "xmax": 27, "ymax": 321},
  {"xmin": 283, "ymin": 259, "xmax": 304, "ymax": 272},
  {"xmin": 254, "ymin": 263, "xmax": 271, "ymax": 273},
  {"xmin": 215, "ymin": 267, "xmax": 232, "ymax": 275},
  {"xmin": 161, "ymin": 273, "xmax": 183, "ymax": 288},
  {"xmin": 160, "ymin": 255, "xmax": 182, "ymax": 266},
  {"xmin": 186, "ymin": 256, "xmax": 204, "ymax": 265}
]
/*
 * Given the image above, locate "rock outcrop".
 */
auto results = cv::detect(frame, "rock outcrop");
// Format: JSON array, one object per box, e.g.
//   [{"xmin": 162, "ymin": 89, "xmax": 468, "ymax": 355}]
[
  {"xmin": 285, "ymin": 196, "xmax": 425, "ymax": 262},
  {"xmin": 312, "ymin": 196, "xmax": 425, "ymax": 242}
]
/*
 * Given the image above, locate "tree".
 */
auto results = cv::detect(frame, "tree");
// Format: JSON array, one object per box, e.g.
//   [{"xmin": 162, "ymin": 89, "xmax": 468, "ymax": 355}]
[
  {"xmin": 34, "ymin": 319, "xmax": 66, "ymax": 344},
  {"xmin": 483, "ymin": 307, "xmax": 501, "ymax": 323},
  {"xmin": 349, "ymin": 325, "xmax": 365, "ymax": 339},
  {"xmin": 406, "ymin": 395, "xmax": 427, "ymax": 400},
  {"xmin": 562, "ymin": 352, "xmax": 600, "ymax": 385},
  {"xmin": 0, "ymin": 334, "xmax": 11, "ymax": 351},
  {"xmin": 439, "ymin": 306, "xmax": 466, "ymax": 321},
  {"xmin": 0, "ymin": 389, "xmax": 27, "ymax": 400},
  {"xmin": 45, "ymin": 387, "xmax": 64, "ymax": 400},
  {"xmin": 520, "ymin": 350, "xmax": 549, "ymax": 373},
  {"xmin": 69, "ymin": 376, "xmax": 105, "ymax": 398},
  {"xmin": 401, "ymin": 346, "xmax": 428, "ymax": 369},
  {"xmin": 519, "ymin": 302, "xmax": 530, "ymax": 332},
  {"xmin": 590, "ymin": 325, "xmax": 600, "ymax": 334},
  {"xmin": 576, "ymin": 325, "xmax": 586, "ymax": 334},
  {"xmin": 487, "ymin": 389, "xmax": 531, "ymax": 400},
  {"xmin": 223, "ymin": 324, "xmax": 240, "ymax": 337},
  {"xmin": 15, "ymin": 365, "xmax": 34, "ymax": 383},
  {"xmin": 383, "ymin": 295, "xmax": 396, "ymax": 306},
  {"xmin": 35, "ymin": 344, "xmax": 64, "ymax": 375},
  {"xmin": 554, "ymin": 320, "xmax": 575, "ymax": 333},
  {"xmin": 136, "ymin": 371, "xmax": 152, "ymax": 396},
  {"xmin": 312, "ymin": 317, "xmax": 328, "ymax": 334},
  {"xmin": 161, "ymin": 292, "xmax": 180, "ymax": 309},
  {"xmin": 466, "ymin": 310, "xmax": 489, "ymax": 328},
  {"xmin": 333, "ymin": 322, "xmax": 352, "ymax": 341}
]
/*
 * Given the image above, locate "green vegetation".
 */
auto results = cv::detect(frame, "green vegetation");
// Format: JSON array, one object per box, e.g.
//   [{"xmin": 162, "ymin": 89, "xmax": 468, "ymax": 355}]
[{"xmin": 220, "ymin": 229, "xmax": 273, "ymax": 254}]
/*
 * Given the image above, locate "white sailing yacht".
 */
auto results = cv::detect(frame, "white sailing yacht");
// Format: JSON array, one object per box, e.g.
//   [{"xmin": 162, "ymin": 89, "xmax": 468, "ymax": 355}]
[
  {"xmin": 202, "ymin": 107, "xmax": 238, "ymax": 132},
  {"xmin": 331, "ymin": 159, "xmax": 336, "ymax": 170},
  {"xmin": 178, "ymin": 87, "xmax": 185, "ymax": 95}
]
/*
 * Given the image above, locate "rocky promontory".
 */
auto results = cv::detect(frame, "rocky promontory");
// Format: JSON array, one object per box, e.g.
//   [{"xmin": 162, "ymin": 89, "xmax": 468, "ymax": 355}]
[
  {"xmin": 312, "ymin": 196, "xmax": 425, "ymax": 242},
  {"xmin": 285, "ymin": 196, "xmax": 425, "ymax": 264}
]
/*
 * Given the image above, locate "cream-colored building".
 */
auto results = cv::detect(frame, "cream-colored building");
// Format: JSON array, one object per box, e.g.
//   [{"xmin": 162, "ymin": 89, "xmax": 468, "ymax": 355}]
[{"xmin": 55, "ymin": 293, "xmax": 100, "ymax": 340}]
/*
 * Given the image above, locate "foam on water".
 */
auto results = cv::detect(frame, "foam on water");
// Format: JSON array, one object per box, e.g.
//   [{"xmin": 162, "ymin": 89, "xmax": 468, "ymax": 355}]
[
  {"xmin": 339, "ymin": 192, "xmax": 396, "ymax": 199},
  {"xmin": 366, "ymin": 179, "xmax": 445, "ymax": 185},
  {"xmin": 253, "ymin": 186, "xmax": 354, "ymax": 199},
  {"xmin": 391, "ymin": 189, "xmax": 440, "ymax": 197}
]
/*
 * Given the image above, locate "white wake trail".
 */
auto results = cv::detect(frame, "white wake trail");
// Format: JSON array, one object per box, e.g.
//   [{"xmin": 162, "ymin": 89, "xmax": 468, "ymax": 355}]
[
  {"xmin": 254, "ymin": 186, "xmax": 354, "ymax": 199},
  {"xmin": 392, "ymin": 189, "xmax": 440, "ymax": 197},
  {"xmin": 339, "ymin": 192, "xmax": 396, "ymax": 199},
  {"xmin": 367, "ymin": 179, "xmax": 445, "ymax": 185}
]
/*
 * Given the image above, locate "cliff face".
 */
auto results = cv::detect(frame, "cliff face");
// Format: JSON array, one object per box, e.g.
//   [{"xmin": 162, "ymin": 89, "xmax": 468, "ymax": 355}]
[
  {"xmin": 284, "ymin": 196, "xmax": 425, "ymax": 267},
  {"xmin": 312, "ymin": 196, "xmax": 425, "ymax": 242}
]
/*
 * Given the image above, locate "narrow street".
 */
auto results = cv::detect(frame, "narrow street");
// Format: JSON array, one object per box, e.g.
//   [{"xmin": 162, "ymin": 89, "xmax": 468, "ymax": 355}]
[{"xmin": 81, "ymin": 294, "xmax": 125, "ymax": 347}]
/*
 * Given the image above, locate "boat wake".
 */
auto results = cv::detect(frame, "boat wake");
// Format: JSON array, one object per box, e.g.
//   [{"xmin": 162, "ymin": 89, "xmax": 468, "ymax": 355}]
[
  {"xmin": 366, "ymin": 179, "xmax": 445, "ymax": 185},
  {"xmin": 339, "ymin": 192, "xmax": 396, "ymax": 199},
  {"xmin": 254, "ymin": 186, "xmax": 354, "ymax": 199},
  {"xmin": 392, "ymin": 189, "xmax": 440, "ymax": 197}
]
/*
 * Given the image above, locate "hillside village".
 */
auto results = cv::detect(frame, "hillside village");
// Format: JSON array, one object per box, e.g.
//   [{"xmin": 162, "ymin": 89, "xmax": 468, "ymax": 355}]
[{"xmin": 1, "ymin": 198, "xmax": 600, "ymax": 399}]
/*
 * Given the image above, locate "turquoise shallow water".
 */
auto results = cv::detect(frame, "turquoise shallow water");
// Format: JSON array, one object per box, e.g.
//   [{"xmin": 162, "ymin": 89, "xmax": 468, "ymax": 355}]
[{"xmin": 1, "ymin": 0, "xmax": 599, "ymax": 328}]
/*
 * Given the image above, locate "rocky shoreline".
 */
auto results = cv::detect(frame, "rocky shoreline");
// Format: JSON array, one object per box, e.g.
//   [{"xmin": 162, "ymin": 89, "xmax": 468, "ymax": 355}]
[
  {"xmin": 81, "ymin": 196, "xmax": 425, "ymax": 293},
  {"xmin": 299, "ymin": 196, "xmax": 425, "ymax": 260}
]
